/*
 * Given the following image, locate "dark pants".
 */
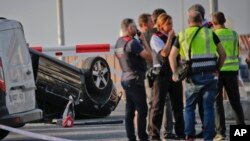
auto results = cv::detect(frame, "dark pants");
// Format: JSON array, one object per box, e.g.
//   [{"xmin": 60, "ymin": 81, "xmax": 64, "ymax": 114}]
[
  {"xmin": 121, "ymin": 79, "xmax": 148, "ymax": 141},
  {"xmin": 148, "ymin": 68, "xmax": 171, "ymax": 140},
  {"xmin": 167, "ymin": 80, "xmax": 185, "ymax": 137},
  {"xmin": 215, "ymin": 72, "xmax": 245, "ymax": 135}
]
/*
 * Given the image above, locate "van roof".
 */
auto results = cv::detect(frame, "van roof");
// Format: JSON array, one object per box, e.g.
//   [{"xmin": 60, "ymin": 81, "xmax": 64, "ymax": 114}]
[{"xmin": 0, "ymin": 19, "xmax": 22, "ymax": 32}]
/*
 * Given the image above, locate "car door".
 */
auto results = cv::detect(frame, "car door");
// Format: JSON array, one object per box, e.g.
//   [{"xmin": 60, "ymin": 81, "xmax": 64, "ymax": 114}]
[{"xmin": 0, "ymin": 20, "xmax": 36, "ymax": 114}]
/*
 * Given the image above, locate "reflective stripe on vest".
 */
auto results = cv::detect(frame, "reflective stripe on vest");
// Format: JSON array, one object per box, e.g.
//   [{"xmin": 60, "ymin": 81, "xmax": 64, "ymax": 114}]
[
  {"xmin": 215, "ymin": 28, "xmax": 239, "ymax": 71},
  {"xmin": 178, "ymin": 27, "xmax": 218, "ymax": 73}
]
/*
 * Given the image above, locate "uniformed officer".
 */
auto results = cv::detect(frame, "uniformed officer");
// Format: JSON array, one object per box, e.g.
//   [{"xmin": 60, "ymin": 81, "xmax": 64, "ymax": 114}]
[
  {"xmin": 169, "ymin": 11, "xmax": 226, "ymax": 141},
  {"xmin": 212, "ymin": 11, "xmax": 245, "ymax": 141}
]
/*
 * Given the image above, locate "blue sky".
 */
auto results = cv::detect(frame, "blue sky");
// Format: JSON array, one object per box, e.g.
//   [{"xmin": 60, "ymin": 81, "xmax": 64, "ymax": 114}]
[{"xmin": 1, "ymin": 0, "xmax": 249, "ymax": 46}]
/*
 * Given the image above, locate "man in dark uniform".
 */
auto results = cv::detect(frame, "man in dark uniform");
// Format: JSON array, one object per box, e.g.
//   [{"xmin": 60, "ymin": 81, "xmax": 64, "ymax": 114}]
[{"xmin": 115, "ymin": 18, "xmax": 152, "ymax": 141}]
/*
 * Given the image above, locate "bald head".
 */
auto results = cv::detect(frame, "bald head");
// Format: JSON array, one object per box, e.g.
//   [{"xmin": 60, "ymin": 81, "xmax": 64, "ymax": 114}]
[{"xmin": 188, "ymin": 10, "xmax": 203, "ymax": 26}]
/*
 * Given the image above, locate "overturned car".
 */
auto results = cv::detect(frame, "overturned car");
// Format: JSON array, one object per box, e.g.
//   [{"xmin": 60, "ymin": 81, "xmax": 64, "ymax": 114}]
[{"xmin": 30, "ymin": 49, "xmax": 121, "ymax": 120}]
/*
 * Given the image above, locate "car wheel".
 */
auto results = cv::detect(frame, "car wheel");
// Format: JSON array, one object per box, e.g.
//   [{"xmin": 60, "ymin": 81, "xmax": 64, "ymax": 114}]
[
  {"xmin": 75, "ymin": 81, "xmax": 114, "ymax": 119},
  {"xmin": 0, "ymin": 129, "xmax": 9, "ymax": 140},
  {"xmin": 82, "ymin": 56, "xmax": 111, "ymax": 94}
]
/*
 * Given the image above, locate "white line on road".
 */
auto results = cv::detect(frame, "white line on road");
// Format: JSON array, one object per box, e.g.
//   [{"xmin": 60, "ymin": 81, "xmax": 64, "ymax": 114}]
[{"xmin": 0, "ymin": 124, "xmax": 75, "ymax": 141}]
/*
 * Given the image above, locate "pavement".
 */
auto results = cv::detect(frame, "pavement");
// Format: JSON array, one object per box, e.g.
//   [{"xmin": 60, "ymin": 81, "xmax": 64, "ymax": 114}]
[{"xmin": 109, "ymin": 99, "xmax": 250, "ymax": 141}]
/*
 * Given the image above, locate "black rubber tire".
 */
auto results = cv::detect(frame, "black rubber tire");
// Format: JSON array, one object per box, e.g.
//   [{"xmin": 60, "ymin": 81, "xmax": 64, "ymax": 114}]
[
  {"xmin": 82, "ymin": 56, "xmax": 111, "ymax": 94},
  {"xmin": 0, "ymin": 129, "xmax": 9, "ymax": 140}
]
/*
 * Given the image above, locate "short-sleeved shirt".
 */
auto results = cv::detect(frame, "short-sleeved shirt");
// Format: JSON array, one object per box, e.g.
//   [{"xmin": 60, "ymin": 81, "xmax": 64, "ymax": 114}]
[
  {"xmin": 127, "ymin": 39, "xmax": 144, "ymax": 54},
  {"xmin": 115, "ymin": 37, "xmax": 144, "ymax": 81},
  {"xmin": 150, "ymin": 31, "xmax": 176, "ymax": 68},
  {"xmin": 150, "ymin": 33, "xmax": 167, "ymax": 54}
]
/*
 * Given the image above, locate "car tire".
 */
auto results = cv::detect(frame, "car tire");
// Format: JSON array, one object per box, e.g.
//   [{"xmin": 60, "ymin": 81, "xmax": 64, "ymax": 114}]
[
  {"xmin": 82, "ymin": 56, "xmax": 111, "ymax": 94},
  {"xmin": 75, "ymin": 81, "xmax": 114, "ymax": 119},
  {"xmin": 0, "ymin": 129, "xmax": 9, "ymax": 140}
]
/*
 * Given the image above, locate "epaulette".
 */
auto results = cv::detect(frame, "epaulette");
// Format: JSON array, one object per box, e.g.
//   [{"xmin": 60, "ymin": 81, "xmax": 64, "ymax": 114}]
[{"xmin": 122, "ymin": 36, "xmax": 133, "ymax": 42}]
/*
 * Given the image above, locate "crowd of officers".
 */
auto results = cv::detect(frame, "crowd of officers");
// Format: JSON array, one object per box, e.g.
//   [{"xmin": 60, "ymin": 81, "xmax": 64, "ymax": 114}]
[{"xmin": 114, "ymin": 3, "xmax": 246, "ymax": 141}]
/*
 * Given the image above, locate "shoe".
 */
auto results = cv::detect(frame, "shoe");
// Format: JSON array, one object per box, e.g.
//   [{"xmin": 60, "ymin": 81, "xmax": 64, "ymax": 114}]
[
  {"xmin": 164, "ymin": 133, "xmax": 179, "ymax": 139},
  {"xmin": 213, "ymin": 134, "xmax": 226, "ymax": 141},
  {"xmin": 176, "ymin": 134, "xmax": 186, "ymax": 140},
  {"xmin": 195, "ymin": 131, "xmax": 203, "ymax": 138},
  {"xmin": 185, "ymin": 136, "xmax": 194, "ymax": 141},
  {"xmin": 149, "ymin": 136, "xmax": 161, "ymax": 141}
]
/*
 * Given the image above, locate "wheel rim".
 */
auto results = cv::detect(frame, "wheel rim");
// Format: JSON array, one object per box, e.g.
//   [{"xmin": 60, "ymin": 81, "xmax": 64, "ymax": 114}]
[{"xmin": 92, "ymin": 60, "xmax": 110, "ymax": 89}]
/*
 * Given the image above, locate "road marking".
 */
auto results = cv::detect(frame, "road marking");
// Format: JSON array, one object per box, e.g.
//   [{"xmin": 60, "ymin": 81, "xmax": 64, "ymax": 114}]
[{"xmin": 0, "ymin": 124, "xmax": 75, "ymax": 141}]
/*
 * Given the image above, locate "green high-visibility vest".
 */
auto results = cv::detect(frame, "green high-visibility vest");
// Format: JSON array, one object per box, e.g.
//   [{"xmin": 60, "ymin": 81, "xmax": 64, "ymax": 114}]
[
  {"xmin": 214, "ymin": 28, "xmax": 239, "ymax": 71},
  {"xmin": 178, "ymin": 26, "xmax": 218, "ymax": 72}
]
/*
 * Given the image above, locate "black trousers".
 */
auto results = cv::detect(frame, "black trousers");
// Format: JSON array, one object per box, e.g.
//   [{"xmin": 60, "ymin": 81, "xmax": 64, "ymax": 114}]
[
  {"xmin": 167, "ymin": 79, "xmax": 185, "ymax": 137},
  {"xmin": 121, "ymin": 79, "xmax": 148, "ymax": 141},
  {"xmin": 215, "ymin": 72, "xmax": 245, "ymax": 135},
  {"xmin": 148, "ymin": 68, "xmax": 171, "ymax": 140}
]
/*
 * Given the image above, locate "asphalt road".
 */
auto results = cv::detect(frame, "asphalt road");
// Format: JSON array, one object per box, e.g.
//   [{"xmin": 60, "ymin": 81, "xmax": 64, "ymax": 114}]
[
  {"xmin": 3, "ymin": 100, "xmax": 249, "ymax": 141},
  {"xmin": 3, "ymin": 100, "xmax": 127, "ymax": 141}
]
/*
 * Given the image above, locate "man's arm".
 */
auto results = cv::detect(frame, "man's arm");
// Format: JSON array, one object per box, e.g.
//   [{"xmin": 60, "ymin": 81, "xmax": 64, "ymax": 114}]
[
  {"xmin": 139, "ymin": 34, "xmax": 152, "ymax": 61},
  {"xmin": 216, "ymin": 42, "xmax": 226, "ymax": 70},
  {"xmin": 169, "ymin": 46, "xmax": 179, "ymax": 82},
  {"xmin": 212, "ymin": 32, "xmax": 226, "ymax": 71}
]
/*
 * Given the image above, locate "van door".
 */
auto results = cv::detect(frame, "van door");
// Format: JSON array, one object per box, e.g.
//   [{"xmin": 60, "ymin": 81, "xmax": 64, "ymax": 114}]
[{"xmin": 0, "ymin": 20, "xmax": 36, "ymax": 114}]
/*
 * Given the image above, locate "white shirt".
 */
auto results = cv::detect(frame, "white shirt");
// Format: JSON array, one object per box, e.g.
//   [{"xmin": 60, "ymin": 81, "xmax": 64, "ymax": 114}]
[
  {"xmin": 150, "ymin": 32, "xmax": 168, "ymax": 68},
  {"xmin": 150, "ymin": 32, "xmax": 168, "ymax": 54}
]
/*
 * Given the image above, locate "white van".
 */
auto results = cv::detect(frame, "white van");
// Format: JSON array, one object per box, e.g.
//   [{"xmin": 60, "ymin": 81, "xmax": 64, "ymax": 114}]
[{"xmin": 0, "ymin": 18, "xmax": 42, "ymax": 139}]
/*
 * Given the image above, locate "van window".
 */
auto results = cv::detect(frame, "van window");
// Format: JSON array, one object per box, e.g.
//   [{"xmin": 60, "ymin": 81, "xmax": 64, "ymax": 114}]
[
  {"xmin": 6, "ymin": 30, "xmax": 30, "ymax": 82},
  {"xmin": 7, "ymin": 31, "xmax": 29, "ymax": 66}
]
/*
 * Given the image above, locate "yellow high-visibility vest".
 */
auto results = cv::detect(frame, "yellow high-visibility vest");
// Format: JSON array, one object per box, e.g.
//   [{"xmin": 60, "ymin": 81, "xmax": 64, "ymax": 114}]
[
  {"xmin": 178, "ymin": 26, "xmax": 218, "ymax": 73},
  {"xmin": 214, "ymin": 28, "xmax": 239, "ymax": 71}
]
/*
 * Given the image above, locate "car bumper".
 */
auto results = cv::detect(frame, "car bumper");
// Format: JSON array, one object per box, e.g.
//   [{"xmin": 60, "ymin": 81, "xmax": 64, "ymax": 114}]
[{"xmin": 0, "ymin": 109, "xmax": 43, "ymax": 127}]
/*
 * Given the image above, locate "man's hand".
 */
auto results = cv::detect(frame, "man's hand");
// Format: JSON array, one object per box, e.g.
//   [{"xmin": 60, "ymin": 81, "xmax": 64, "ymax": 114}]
[{"xmin": 172, "ymin": 72, "xmax": 179, "ymax": 82}]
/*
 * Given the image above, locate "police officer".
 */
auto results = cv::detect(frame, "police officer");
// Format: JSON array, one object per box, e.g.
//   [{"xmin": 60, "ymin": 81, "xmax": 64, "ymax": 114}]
[
  {"xmin": 212, "ymin": 11, "xmax": 245, "ymax": 141},
  {"xmin": 188, "ymin": 4, "xmax": 213, "ymax": 138},
  {"xmin": 115, "ymin": 18, "xmax": 152, "ymax": 141},
  {"xmin": 169, "ymin": 11, "xmax": 226, "ymax": 140},
  {"xmin": 137, "ymin": 13, "xmax": 154, "ymax": 124},
  {"xmin": 148, "ymin": 13, "xmax": 184, "ymax": 140}
]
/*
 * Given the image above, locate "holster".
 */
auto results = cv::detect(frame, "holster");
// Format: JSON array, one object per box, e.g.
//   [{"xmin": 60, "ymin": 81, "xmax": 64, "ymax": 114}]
[{"xmin": 146, "ymin": 67, "xmax": 159, "ymax": 88}]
